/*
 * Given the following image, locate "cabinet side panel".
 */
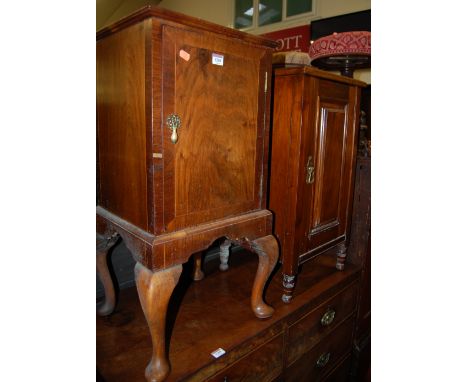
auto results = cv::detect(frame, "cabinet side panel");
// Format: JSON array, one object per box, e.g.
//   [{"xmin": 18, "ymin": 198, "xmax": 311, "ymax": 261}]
[
  {"xmin": 97, "ymin": 22, "xmax": 148, "ymax": 230},
  {"xmin": 269, "ymin": 74, "xmax": 303, "ymax": 267}
]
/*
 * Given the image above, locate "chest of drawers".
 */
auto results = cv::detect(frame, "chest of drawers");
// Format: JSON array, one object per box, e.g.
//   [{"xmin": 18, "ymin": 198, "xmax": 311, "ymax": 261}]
[
  {"xmin": 96, "ymin": 7, "xmax": 279, "ymax": 381},
  {"xmin": 97, "ymin": 250, "xmax": 361, "ymax": 382},
  {"xmin": 269, "ymin": 66, "xmax": 366, "ymax": 302}
]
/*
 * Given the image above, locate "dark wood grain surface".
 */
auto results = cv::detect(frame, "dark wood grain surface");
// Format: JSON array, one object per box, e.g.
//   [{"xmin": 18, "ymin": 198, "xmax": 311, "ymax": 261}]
[
  {"xmin": 97, "ymin": 250, "xmax": 360, "ymax": 381},
  {"xmin": 284, "ymin": 317, "xmax": 354, "ymax": 382},
  {"xmin": 269, "ymin": 66, "xmax": 365, "ymax": 301}
]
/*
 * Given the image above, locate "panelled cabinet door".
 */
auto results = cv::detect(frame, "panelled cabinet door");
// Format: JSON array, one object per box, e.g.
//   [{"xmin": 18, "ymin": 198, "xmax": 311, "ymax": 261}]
[
  {"xmin": 160, "ymin": 25, "xmax": 269, "ymax": 232},
  {"xmin": 304, "ymin": 79, "xmax": 357, "ymax": 251}
]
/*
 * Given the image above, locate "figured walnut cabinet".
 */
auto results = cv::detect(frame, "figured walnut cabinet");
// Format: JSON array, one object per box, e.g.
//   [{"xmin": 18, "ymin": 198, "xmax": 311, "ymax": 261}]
[
  {"xmin": 96, "ymin": 6, "xmax": 278, "ymax": 382},
  {"xmin": 269, "ymin": 66, "xmax": 366, "ymax": 302}
]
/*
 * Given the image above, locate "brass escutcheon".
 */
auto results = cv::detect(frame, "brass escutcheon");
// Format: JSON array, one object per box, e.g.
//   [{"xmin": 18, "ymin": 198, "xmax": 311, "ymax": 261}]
[
  {"xmin": 166, "ymin": 113, "xmax": 181, "ymax": 144},
  {"xmin": 320, "ymin": 308, "xmax": 336, "ymax": 326},
  {"xmin": 316, "ymin": 352, "xmax": 331, "ymax": 368}
]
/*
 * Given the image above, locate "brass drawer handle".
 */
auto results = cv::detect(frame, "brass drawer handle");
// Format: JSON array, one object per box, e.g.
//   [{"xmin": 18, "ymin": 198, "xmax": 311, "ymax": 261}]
[
  {"xmin": 306, "ymin": 155, "xmax": 315, "ymax": 184},
  {"xmin": 316, "ymin": 352, "xmax": 331, "ymax": 368},
  {"xmin": 166, "ymin": 113, "xmax": 181, "ymax": 144},
  {"xmin": 320, "ymin": 308, "xmax": 336, "ymax": 326}
]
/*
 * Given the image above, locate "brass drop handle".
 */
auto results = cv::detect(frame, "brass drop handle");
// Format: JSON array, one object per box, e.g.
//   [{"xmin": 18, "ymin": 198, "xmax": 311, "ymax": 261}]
[
  {"xmin": 320, "ymin": 308, "xmax": 336, "ymax": 326},
  {"xmin": 306, "ymin": 156, "xmax": 315, "ymax": 184},
  {"xmin": 316, "ymin": 352, "xmax": 331, "ymax": 368},
  {"xmin": 166, "ymin": 113, "xmax": 181, "ymax": 144}
]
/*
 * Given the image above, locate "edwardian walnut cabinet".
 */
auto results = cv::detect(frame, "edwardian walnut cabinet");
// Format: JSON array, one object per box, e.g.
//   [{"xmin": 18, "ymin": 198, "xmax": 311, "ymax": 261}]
[
  {"xmin": 269, "ymin": 66, "xmax": 366, "ymax": 303},
  {"xmin": 96, "ymin": 6, "xmax": 278, "ymax": 382}
]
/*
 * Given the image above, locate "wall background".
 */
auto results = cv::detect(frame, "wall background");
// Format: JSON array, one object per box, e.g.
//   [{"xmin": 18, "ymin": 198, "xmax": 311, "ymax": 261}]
[{"xmin": 97, "ymin": 0, "xmax": 370, "ymax": 82}]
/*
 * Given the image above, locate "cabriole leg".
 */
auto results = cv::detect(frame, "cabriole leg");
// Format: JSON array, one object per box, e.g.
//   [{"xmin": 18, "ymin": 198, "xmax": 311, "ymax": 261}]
[
  {"xmin": 249, "ymin": 235, "xmax": 279, "ymax": 319},
  {"xmin": 96, "ymin": 233, "xmax": 119, "ymax": 316},
  {"xmin": 135, "ymin": 263, "xmax": 182, "ymax": 382}
]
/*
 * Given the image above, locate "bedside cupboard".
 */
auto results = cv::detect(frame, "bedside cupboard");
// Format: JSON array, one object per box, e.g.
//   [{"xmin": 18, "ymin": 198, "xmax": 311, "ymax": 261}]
[
  {"xmin": 269, "ymin": 66, "xmax": 366, "ymax": 302},
  {"xmin": 96, "ymin": 6, "xmax": 278, "ymax": 381}
]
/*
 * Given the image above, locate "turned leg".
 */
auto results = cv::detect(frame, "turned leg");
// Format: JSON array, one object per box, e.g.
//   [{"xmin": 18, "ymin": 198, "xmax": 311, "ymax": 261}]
[
  {"xmin": 249, "ymin": 235, "xmax": 279, "ymax": 319},
  {"xmin": 219, "ymin": 239, "xmax": 231, "ymax": 271},
  {"xmin": 192, "ymin": 252, "xmax": 205, "ymax": 281},
  {"xmin": 135, "ymin": 263, "xmax": 183, "ymax": 382},
  {"xmin": 96, "ymin": 233, "xmax": 119, "ymax": 316},
  {"xmin": 336, "ymin": 242, "xmax": 348, "ymax": 271},
  {"xmin": 282, "ymin": 273, "xmax": 296, "ymax": 304}
]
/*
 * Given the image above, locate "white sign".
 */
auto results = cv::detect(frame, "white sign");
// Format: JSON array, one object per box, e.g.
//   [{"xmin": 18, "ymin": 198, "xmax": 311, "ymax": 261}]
[{"xmin": 212, "ymin": 53, "xmax": 224, "ymax": 66}]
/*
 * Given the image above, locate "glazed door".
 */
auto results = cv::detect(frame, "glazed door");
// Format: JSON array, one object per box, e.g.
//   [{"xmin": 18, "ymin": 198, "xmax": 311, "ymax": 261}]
[
  {"xmin": 302, "ymin": 79, "xmax": 358, "ymax": 253},
  {"xmin": 159, "ymin": 25, "xmax": 269, "ymax": 232}
]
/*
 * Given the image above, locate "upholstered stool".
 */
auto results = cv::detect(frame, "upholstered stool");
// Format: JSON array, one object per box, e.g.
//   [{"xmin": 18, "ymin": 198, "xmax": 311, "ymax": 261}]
[
  {"xmin": 309, "ymin": 31, "xmax": 371, "ymax": 77},
  {"xmin": 272, "ymin": 51, "xmax": 312, "ymax": 67}
]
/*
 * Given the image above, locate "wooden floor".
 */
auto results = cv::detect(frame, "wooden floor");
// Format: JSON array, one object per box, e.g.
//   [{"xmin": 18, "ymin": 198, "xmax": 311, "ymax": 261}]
[{"xmin": 96, "ymin": 249, "xmax": 360, "ymax": 381}]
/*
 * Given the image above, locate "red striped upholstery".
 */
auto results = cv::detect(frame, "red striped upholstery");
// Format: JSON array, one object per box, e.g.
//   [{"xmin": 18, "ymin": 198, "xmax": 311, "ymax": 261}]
[{"xmin": 309, "ymin": 31, "xmax": 371, "ymax": 61}]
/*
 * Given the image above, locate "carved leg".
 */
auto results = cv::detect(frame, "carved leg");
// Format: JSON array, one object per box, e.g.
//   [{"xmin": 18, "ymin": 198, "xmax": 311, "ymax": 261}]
[
  {"xmin": 336, "ymin": 242, "xmax": 347, "ymax": 271},
  {"xmin": 135, "ymin": 263, "xmax": 182, "ymax": 382},
  {"xmin": 219, "ymin": 239, "xmax": 231, "ymax": 271},
  {"xmin": 192, "ymin": 252, "xmax": 205, "ymax": 281},
  {"xmin": 249, "ymin": 235, "xmax": 279, "ymax": 319},
  {"xmin": 96, "ymin": 233, "xmax": 119, "ymax": 316},
  {"xmin": 282, "ymin": 273, "xmax": 296, "ymax": 304}
]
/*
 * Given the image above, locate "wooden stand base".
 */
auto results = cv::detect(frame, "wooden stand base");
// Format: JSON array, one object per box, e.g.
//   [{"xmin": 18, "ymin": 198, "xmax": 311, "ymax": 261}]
[{"xmin": 97, "ymin": 208, "xmax": 279, "ymax": 381}]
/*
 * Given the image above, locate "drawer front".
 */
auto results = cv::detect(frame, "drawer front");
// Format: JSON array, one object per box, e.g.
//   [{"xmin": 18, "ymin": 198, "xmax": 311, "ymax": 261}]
[
  {"xmin": 287, "ymin": 283, "xmax": 358, "ymax": 365},
  {"xmin": 322, "ymin": 355, "xmax": 351, "ymax": 381},
  {"xmin": 285, "ymin": 317, "xmax": 354, "ymax": 382},
  {"xmin": 207, "ymin": 334, "xmax": 283, "ymax": 382}
]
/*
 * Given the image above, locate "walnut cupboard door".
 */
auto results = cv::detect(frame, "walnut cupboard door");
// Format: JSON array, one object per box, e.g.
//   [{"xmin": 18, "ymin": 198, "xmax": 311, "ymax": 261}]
[{"xmin": 159, "ymin": 25, "xmax": 271, "ymax": 233}]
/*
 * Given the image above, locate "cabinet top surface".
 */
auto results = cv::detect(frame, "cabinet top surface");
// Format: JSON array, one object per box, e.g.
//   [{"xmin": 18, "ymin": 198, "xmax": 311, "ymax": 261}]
[
  {"xmin": 97, "ymin": 5, "xmax": 277, "ymax": 49},
  {"xmin": 274, "ymin": 65, "xmax": 367, "ymax": 87}
]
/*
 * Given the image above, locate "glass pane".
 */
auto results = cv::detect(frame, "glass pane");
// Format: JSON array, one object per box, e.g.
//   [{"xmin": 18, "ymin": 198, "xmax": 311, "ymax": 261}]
[
  {"xmin": 235, "ymin": 0, "xmax": 254, "ymax": 29},
  {"xmin": 259, "ymin": 0, "xmax": 282, "ymax": 26},
  {"xmin": 287, "ymin": 0, "xmax": 312, "ymax": 17}
]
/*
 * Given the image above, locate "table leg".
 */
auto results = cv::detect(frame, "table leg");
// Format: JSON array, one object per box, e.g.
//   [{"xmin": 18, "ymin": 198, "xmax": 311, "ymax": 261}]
[
  {"xmin": 96, "ymin": 234, "xmax": 119, "ymax": 316},
  {"xmin": 135, "ymin": 263, "xmax": 183, "ymax": 382},
  {"xmin": 219, "ymin": 239, "xmax": 231, "ymax": 271},
  {"xmin": 281, "ymin": 273, "xmax": 296, "ymax": 304},
  {"xmin": 192, "ymin": 252, "xmax": 205, "ymax": 281},
  {"xmin": 336, "ymin": 242, "xmax": 347, "ymax": 271},
  {"xmin": 249, "ymin": 235, "xmax": 279, "ymax": 319}
]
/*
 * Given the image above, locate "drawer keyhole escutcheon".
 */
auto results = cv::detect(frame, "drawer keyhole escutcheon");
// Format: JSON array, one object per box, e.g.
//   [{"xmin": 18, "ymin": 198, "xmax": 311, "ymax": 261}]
[
  {"xmin": 306, "ymin": 155, "xmax": 315, "ymax": 184},
  {"xmin": 320, "ymin": 308, "xmax": 336, "ymax": 326},
  {"xmin": 166, "ymin": 113, "xmax": 181, "ymax": 144},
  {"xmin": 316, "ymin": 352, "xmax": 331, "ymax": 368}
]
